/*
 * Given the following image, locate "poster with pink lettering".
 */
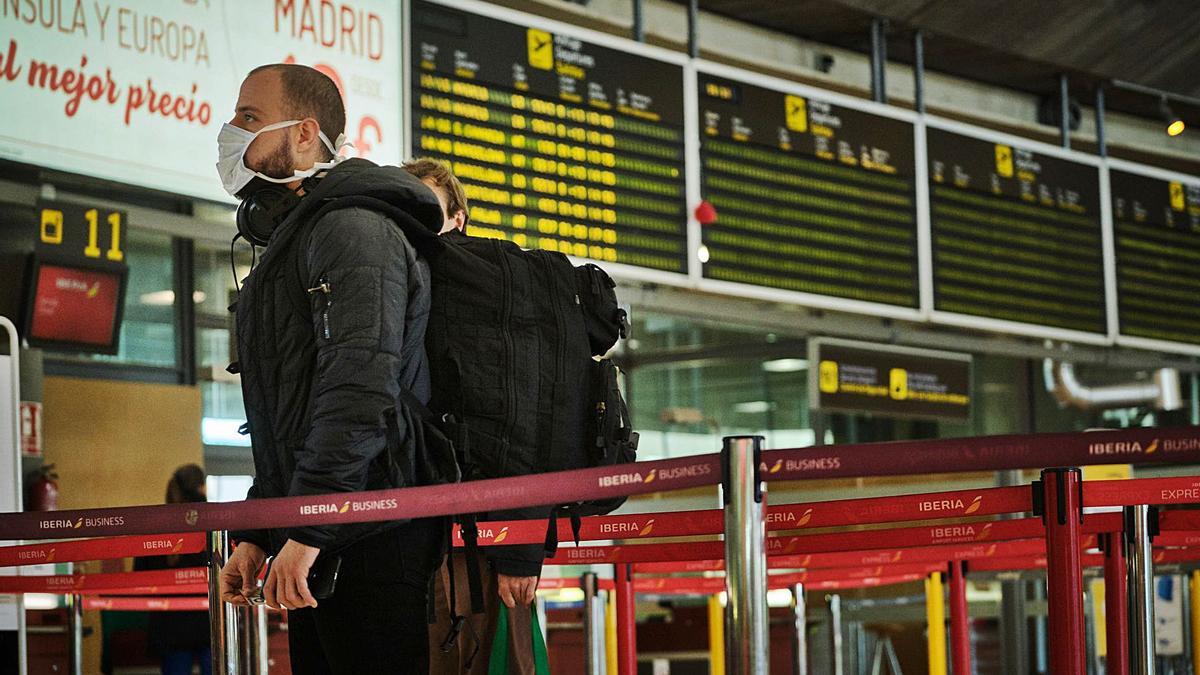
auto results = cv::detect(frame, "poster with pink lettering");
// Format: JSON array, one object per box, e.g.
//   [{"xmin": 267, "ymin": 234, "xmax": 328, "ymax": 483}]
[{"xmin": 0, "ymin": 1, "xmax": 400, "ymax": 201}]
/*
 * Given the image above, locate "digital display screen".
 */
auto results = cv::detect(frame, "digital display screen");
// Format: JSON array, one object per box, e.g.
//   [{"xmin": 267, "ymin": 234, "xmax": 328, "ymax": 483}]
[
  {"xmin": 927, "ymin": 127, "xmax": 1106, "ymax": 336},
  {"xmin": 697, "ymin": 72, "xmax": 919, "ymax": 309},
  {"xmin": 26, "ymin": 262, "xmax": 125, "ymax": 353},
  {"xmin": 410, "ymin": 1, "xmax": 688, "ymax": 274},
  {"xmin": 810, "ymin": 339, "xmax": 972, "ymax": 421},
  {"xmin": 1110, "ymin": 169, "xmax": 1200, "ymax": 347}
]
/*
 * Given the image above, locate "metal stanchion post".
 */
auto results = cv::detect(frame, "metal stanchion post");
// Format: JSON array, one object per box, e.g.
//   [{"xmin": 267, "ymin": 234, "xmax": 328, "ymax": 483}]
[
  {"xmin": 238, "ymin": 605, "xmax": 255, "ymax": 673},
  {"xmin": 1041, "ymin": 468, "xmax": 1086, "ymax": 675},
  {"xmin": 708, "ymin": 594, "xmax": 725, "ymax": 675},
  {"xmin": 793, "ymin": 583, "xmax": 807, "ymax": 675},
  {"xmin": 1033, "ymin": 581, "xmax": 1048, "ymax": 674},
  {"xmin": 1102, "ymin": 532, "xmax": 1129, "ymax": 675},
  {"xmin": 926, "ymin": 572, "xmax": 947, "ymax": 675},
  {"xmin": 614, "ymin": 563, "xmax": 636, "ymax": 675},
  {"xmin": 829, "ymin": 594, "xmax": 845, "ymax": 675},
  {"xmin": 721, "ymin": 435, "xmax": 768, "ymax": 674},
  {"xmin": 1191, "ymin": 571, "xmax": 1200, "ymax": 675},
  {"xmin": 948, "ymin": 561, "xmax": 971, "ymax": 675},
  {"xmin": 254, "ymin": 604, "xmax": 269, "ymax": 674},
  {"xmin": 68, "ymin": 593, "xmax": 83, "ymax": 675},
  {"xmin": 606, "ymin": 589, "xmax": 618, "ymax": 675},
  {"xmin": 209, "ymin": 530, "xmax": 241, "ymax": 675},
  {"xmin": 238, "ymin": 603, "xmax": 269, "ymax": 674},
  {"xmin": 1127, "ymin": 504, "xmax": 1156, "ymax": 675},
  {"xmin": 583, "ymin": 572, "xmax": 602, "ymax": 675}
]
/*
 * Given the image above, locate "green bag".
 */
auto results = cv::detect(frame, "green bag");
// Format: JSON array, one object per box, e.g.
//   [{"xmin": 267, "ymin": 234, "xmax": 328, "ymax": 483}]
[{"xmin": 488, "ymin": 604, "xmax": 551, "ymax": 675}]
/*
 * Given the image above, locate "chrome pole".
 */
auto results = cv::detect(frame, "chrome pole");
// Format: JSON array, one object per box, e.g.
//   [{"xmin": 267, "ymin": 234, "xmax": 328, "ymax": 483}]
[
  {"xmin": 793, "ymin": 584, "xmax": 808, "ymax": 675},
  {"xmin": 1127, "ymin": 505, "xmax": 1156, "ymax": 675},
  {"xmin": 68, "ymin": 593, "xmax": 83, "ymax": 675},
  {"xmin": 209, "ymin": 531, "xmax": 241, "ymax": 675},
  {"xmin": 583, "ymin": 572, "xmax": 603, "ymax": 675},
  {"xmin": 722, "ymin": 435, "xmax": 768, "ymax": 674},
  {"xmin": 830, "ymin": 594, "xmax": 845, "ymax": 675}
]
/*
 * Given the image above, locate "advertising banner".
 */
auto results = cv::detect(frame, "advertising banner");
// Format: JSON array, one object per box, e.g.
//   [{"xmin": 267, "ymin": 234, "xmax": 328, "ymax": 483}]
[{"xmin": 0, "ymin": 0, "xmax": 401, "ymax": 202}]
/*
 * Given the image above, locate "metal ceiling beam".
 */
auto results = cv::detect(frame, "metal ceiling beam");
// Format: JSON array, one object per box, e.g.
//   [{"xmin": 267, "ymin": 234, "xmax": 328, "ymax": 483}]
[{"xmin": 619, "ymin": 284, "xmax": 1200, "ymax": 373}]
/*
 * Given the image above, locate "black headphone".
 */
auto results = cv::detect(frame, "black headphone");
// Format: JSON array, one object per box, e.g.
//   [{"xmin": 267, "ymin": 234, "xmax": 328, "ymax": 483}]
[
  {"xmin": 235, "ymin": 182, "xmax": 303, "ymax": 247},
  {"xmin": 234, "ymin": 173, "xmax": 330, "ymax": 247}
]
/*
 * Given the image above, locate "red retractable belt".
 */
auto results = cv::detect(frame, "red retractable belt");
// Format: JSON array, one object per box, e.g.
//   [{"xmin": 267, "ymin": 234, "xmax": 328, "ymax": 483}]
[
  {"xmin": 0, "ymin": 533, "xmax": 206, "ymax": 568},
  {"xmin": 84, "ymin": 596, "xmax": 209, "ymax": 611},
  {"xmin": 0, "ymin": 568, "xmax": 208, "ymax": 594}
]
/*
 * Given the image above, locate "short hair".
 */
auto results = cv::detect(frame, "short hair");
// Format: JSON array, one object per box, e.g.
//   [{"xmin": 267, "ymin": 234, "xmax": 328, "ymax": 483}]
[
  {"xmin": 249, "ymin": 64, "xmax": 345, "ymax": 161},
  {"xmin": 402, "ymin": 158, "xmax": 469, "ymax": 224}
]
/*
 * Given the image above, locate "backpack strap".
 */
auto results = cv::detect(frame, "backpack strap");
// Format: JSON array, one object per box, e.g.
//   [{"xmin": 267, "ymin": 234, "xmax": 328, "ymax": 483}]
[
  {"xmin": 542, "ymin": 506, "xmax": 584, "ymax": 558},
  {"xmin": 455, "ymin": 514, "xmax": 487, "ymax": 616}
]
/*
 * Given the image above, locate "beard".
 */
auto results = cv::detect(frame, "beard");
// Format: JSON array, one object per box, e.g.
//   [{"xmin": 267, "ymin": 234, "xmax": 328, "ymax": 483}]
[{"xmin": 249, "ymin": 133, "xmax": 295, "ymax": 179}]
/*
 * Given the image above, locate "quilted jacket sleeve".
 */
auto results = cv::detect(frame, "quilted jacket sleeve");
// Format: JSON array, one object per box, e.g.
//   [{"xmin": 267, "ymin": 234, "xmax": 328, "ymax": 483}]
[{"xmin": 285, "ymin": 207, "xmax": 419, "ymax": 550}]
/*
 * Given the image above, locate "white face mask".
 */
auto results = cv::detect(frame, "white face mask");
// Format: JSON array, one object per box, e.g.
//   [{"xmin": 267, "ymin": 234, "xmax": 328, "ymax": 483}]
[{"xmin": 216, "ymin": 119, "xmax": 349, "ymax": 197}]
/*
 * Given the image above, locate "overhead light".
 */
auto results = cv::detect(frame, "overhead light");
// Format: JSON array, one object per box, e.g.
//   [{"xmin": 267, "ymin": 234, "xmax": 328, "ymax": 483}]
[
  {"xmin": 762, "ymin": 358, "xmax": 808, "ymax": 373},
  {"xmin": 733, "ymin": 400, "xmax": 773, "ymax": 414},
  {"xmin": 140, "ymin": 290, "xmax": 175, "ymax": 306},
  {"xmin": 1161, "ymin": 96, "xmax": 1185, "ymax": 136},
  {"xmin": 140, "ymin": 290, "xmax": 209, "ymax": 305}
]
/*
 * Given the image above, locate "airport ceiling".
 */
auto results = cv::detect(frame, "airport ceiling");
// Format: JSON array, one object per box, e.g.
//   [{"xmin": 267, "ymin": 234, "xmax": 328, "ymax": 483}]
[{"xmin": 678, "ymin": 0, "xmax": 1200, "ymax": 128}]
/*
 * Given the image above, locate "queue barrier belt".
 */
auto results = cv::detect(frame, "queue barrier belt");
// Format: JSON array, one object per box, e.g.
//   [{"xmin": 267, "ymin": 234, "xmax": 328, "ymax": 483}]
[
  {"xmin": 0, "ymin": 426, "xmax": 1196, "ymax": 542},
  {"xmin": 84, "ymin": 596, "xmax": 209, "ymax": 612},
  {"xmin": 0, "ymin": 533, "xmax": 207, "ymax": 568},
  {"xmin": 0, "ymin": 567, "xmax": 207, "ymax": 594}
]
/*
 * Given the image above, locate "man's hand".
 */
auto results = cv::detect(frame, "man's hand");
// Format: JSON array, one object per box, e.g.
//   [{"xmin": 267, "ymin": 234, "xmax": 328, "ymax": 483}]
[
  {"xmin": 497, "ymin": 573, "xmax": 538, "ymax": 608},
  {"xmin": 219, "ymin": 542, "xmax": 266, "ymax": 606},
  {"xmin": 264, "ymin": 539, "xmax": 321, "ymax": 610}
]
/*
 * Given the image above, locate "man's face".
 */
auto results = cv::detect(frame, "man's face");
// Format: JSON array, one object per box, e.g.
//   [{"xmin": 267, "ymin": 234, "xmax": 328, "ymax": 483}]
[
  {"xmin": 421, "ymin": 178, "xmax": 467, "ymax": 234},
  {"xmin": 229, "ymin": 70, "xmax": 295, "ymax": 180}
]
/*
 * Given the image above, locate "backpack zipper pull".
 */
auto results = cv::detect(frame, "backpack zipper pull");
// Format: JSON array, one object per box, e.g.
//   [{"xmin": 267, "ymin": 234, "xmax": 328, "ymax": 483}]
[{"xmin": 307, "ymin": 281, "xmax": 331, "ymax": 296}]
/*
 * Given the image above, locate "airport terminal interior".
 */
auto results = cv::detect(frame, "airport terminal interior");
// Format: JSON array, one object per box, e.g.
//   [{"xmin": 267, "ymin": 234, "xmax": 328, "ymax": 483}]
[{"xmin": 1, "ymin": 0, "xmax": 1199, "ymax": 673}]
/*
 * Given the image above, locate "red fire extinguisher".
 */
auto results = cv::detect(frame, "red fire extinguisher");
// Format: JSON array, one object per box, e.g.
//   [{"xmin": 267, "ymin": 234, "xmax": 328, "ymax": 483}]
[{"xmin": 27, "ymin": 464, "xmax": 59, "ymax": 512}]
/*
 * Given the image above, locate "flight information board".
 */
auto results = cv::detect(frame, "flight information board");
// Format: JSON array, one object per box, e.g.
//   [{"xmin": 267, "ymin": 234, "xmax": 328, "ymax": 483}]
[
  {"xmin": 697, "ymin": 71, "xmax": 920, "ymax": 311},
  {"xmin": 409, "ymin": 0, "xmax": 688, "ymax": 275},
  {"xmin": 926, "ymin": 126, "xmax": 1107, "ymax": 337},
  {"xmin": 1110, "ymin": 168, "xmax": 1200, "ymax": 348}
]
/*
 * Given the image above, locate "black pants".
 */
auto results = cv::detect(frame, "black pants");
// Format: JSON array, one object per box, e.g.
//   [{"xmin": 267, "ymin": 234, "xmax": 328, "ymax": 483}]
[{"xmin": 287, "ymin": 519, "xmax": 444, "ymax": 675}]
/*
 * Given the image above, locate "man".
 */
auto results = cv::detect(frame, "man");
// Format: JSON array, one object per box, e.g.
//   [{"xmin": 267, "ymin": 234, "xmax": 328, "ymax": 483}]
[
  {"xmin": 402, "ymin": 158, "xmax": 542, "ymax": 674},
  {"xmin": 215, "ymin": 64, "xmax": 446, "ymax": 674}
]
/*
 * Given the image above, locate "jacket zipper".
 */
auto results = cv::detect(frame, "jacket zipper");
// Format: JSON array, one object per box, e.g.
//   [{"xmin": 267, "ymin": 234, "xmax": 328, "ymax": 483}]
[{"xmin": 307, "ymin": 277, "xmax": 332, "ymax": 340}]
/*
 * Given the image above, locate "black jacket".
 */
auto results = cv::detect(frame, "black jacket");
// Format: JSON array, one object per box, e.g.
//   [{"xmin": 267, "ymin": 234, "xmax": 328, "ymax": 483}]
[{"xmin": 231, "ymin": 159, "xmax": 443, "ymax": 554}]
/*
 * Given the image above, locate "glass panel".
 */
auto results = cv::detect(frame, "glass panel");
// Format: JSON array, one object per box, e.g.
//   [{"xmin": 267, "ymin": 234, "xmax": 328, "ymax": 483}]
[
  {"xmin": 87, "ymin": 228, "xmax": 177, "ymax": 368},
  {"xmin": 626, "ymin": 313, "xmax": 812, "ymax": 460},
  {"xmin": 195, "ymin": 242, "xmax": 253, "ymax": 449}
]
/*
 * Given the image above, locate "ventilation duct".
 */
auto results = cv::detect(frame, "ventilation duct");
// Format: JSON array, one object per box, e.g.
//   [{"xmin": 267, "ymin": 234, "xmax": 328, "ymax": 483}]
[{"xmin": 1043, "ymin": 360, "xmax": 1182, "ymax": 411}]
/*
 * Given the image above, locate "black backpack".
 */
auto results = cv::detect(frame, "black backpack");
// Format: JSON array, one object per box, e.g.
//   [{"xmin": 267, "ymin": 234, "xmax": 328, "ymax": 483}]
[
  {"xmin": 299, "ymin": 197, "xmax": 638, "ymax": 508},
  {"xmin": 425, "ymin": 230, "xmax": 638, "ymax": 515}
]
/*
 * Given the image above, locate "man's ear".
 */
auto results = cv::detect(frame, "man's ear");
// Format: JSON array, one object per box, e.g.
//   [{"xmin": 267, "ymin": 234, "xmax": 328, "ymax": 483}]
[
  {"xmin": 294, "ymin": 118, "xmax": 324, "ymax": 166},
  {"xmin": 453, "ymin": 210, "xmax": 467, "ymax": 231}
]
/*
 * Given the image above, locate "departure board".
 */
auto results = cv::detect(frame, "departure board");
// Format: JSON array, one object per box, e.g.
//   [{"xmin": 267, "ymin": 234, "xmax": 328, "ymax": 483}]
[
  {"xmin": 926, "ymin": 126, "xmax": 1107, "ymax": 337},
  {"xmin": 409, "ymin": 0, "xmax": 688, "ymax": 275},
  {"xmin": 697, "ymin": 71, "xmax": 920, "ymax": 311},
  {"xmin": 1110, "ymin": 168, "xmax": 1200, "ymax": 348}
]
